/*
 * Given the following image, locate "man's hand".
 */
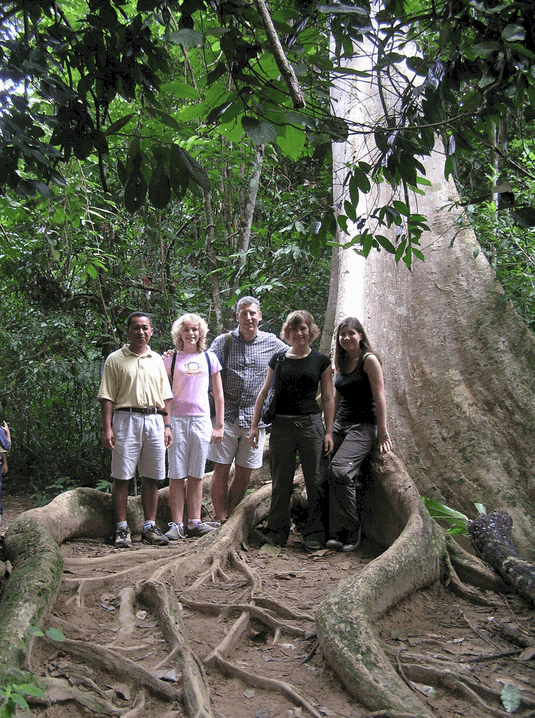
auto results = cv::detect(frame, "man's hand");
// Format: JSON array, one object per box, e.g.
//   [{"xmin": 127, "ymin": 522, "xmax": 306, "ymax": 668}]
[
  {"xmin": 249, "ymin": 427, "xmax": 259, "ymax": 449},
  {"xmin": 324, "ymin": 432, "xmax": 333, "ymax": 455},
  {"xmin": 102, "ymin": 427, "xmax": 115, "ymax": 451},
  {"xmin": 211, "ymin": 425, "xmax": 224, "ymax": 444}
]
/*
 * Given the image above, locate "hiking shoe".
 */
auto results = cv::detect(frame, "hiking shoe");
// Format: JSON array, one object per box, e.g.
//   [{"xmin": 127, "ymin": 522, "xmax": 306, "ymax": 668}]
[
  {"xmin": 142, "ymin": 525, "xmax": 169, "ymax": 545},
  {"xmin": 261, "ymin": 532, "xmax": 285, "ymax": 547},
  {"xmin": 165, "ymin": 522, "xmax": 186, "ymax": 540},
  {"xmin": 186, "ymin": 522, "xmax": 217, "ymax": 538},
  {"xmin": 342, "ymin": 525, "xmax": 362, "ymax": 552},
  {"xmin": 115, "ymin": 526, "xmax": 132, "ymax": 548},
  {"xmin": 303, "ymin": 539, "xmax": 323, "ymax": 552}
]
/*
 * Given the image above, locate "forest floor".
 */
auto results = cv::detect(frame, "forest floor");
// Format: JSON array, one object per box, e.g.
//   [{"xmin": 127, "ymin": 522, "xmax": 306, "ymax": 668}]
[{"xmin": 1, "ymin": 480, "xmax": 535, "ymax": 718}]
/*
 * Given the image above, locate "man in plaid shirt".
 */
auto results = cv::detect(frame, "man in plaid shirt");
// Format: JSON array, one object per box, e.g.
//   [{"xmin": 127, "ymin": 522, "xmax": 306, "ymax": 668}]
[{"xmin": 208, "ymin": 296, "xmax": 287, "ymax": 522}]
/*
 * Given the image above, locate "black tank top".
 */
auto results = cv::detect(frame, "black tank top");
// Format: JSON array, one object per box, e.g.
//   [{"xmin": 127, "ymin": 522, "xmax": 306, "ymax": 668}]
[{"xmin": 334, "ymin": 353, "xmax": 376, "ymax": 424}]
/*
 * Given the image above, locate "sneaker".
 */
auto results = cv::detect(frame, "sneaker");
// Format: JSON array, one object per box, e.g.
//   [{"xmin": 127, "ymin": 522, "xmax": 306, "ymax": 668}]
[
  {"xmin": 165, "ymin": 522, "xmax": 185, "ymax": 540},
  {"xmin": 115, "ymin": 526, "xmax": 132, "ymax": 548},
  {"xmin": 186, "ymin": 522, "xmax": 217, "ymax": 538},
  {"xmin": 142, "ymin": 525, "xmax": 169, "ymax": 546},
  {"xmin": 326, "ymin": 539, "xmax": 343, "ymax": 552},
  {"xmin": 303, "ymin": 539, "xmax": 323, "ymax": 552}
]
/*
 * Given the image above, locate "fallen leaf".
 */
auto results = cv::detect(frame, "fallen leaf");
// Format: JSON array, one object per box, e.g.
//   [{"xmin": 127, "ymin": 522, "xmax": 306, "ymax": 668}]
[
  {"xmin": 244, "ymin": 688, "xmax": 255, "ymax": 698},
  {"xmin": 518, "ymin": 646, "xmax": 535, "ymax": 661}
]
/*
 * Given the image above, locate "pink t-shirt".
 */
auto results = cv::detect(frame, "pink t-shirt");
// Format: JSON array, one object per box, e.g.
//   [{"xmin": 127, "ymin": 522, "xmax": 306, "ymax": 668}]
[{"xmin": 163, "ymin": 350, "xmax": 222, "ymax": 417}]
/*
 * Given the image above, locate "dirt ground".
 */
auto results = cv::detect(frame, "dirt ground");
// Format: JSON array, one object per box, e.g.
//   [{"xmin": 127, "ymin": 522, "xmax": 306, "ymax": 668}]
[{"xmin": 1, "ymin": 482, "xmax": 535, "ymax": 718}]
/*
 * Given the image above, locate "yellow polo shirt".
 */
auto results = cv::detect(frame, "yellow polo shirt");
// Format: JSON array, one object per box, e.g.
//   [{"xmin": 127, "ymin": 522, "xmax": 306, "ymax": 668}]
[{"xmin": 98, "ymin": 345, "xmax": 173, "ymax": 410}]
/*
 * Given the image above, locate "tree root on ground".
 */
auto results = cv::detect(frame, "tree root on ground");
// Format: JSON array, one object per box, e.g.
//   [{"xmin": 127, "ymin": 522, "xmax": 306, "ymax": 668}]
[
  {"xmin": 317, "ymin": 452, "xmax": 444, "ymax": 718},
  {"xmin": 2, "ymin": 460, "xmax": 529, "ymax": 718}
]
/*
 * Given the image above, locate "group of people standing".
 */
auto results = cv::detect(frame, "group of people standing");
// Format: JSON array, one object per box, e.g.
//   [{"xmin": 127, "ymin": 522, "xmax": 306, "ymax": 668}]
[{"xmin": 98, "ymin": 296, "xmax": 392, "ymax": 550}]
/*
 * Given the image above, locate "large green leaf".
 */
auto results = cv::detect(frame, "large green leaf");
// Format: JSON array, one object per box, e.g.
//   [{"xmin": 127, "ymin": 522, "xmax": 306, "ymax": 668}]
[
  {"xmin": 149, "ymin": 162, "xmax": 171, "ymax": 209},
  {"xmin": 241, "ymin": 117, "xmax": 277, "ymax": 145}
]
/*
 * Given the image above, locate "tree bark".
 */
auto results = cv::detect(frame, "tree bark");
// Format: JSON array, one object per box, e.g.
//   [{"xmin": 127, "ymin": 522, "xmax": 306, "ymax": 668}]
[{"xmin": 328, "ymin": 37, "xmax": 535, "ymax": 557}]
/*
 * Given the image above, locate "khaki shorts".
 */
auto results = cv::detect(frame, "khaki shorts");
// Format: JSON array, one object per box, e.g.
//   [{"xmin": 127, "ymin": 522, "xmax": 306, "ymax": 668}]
[
  {"xmin": 111, "ymin": 412, "xmax": 166, "ymax": 481},
  {"xmin": 207, "ymin": 419, "xmax": 266, "ymax": 469}
]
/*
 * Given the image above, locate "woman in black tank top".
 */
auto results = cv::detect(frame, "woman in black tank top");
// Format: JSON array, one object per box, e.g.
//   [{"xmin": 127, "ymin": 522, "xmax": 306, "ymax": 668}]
[{"xmin": 326, "ymin": 317, "xmax": 393, "ymax": 553}]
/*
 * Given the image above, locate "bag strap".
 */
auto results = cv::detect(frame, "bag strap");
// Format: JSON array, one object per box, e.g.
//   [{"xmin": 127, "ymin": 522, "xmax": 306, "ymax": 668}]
[
  {"xmin": 205, "ymin": 351, "xmax": 212, "ymax": 394},
  {"xmin": 169, "ymin": 350, "xmax": 177, "ymax": 387},
  {"xmin": 270, "ymin": 352, "xmax": 285, "ymax": 386}
]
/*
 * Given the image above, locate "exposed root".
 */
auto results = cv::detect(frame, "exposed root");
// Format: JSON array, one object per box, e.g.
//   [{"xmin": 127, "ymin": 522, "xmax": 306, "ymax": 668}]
[
  {"xmin": 43, "ymin": 636, "xmax": 182, "ymax": 702},
  {"xmin": 180, "ymin": 598, "xmax": 307, "ymax": 637},
  {"xmin": 29, "ymin": 675, "xmax": 124, "ymax": 714},
  {"xmin": 207, "ymin": 651, "xmax": 323, "ymax": 718},
  {"xmin": 187, "ymin": 556, "xmax": 230, "ymax": 590},
  {"xmin": 204, "ymin": 612, "xmax": 250, "ymax": 667},
  {"xmin": 120, "ymin": 689, "xmax": 146, "ymax": 718},
  {"xmin": 317, "ymin": 453, "xmax": 442, "ymax": 718},
  {"xmin": 117, "ymin": 586, "xmax": 136, "ymax": 639},
  {"xmin": 444, "ymin": 550, "xmax": 504, "ymax": 606},
  {"xmin": 139, "ymin": 580, "xmax": 215, "ymax": 718},
  {"xmin": 253, "ymin": 596, "xmax": 315, "ymax": 622}
]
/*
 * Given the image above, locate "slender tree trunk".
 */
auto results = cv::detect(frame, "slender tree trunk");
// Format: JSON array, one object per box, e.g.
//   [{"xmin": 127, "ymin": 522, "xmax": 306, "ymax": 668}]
[
  {"xmin": 330, "ymin": 39, "xmax": 535, "ymax": 556},
  {"xmin": 203, "ymin": 189, "xmax": 223, "ymax": 333},
  {"xmin": 230, "ymin": 146, "xmax": 265, "ymax": 303}
]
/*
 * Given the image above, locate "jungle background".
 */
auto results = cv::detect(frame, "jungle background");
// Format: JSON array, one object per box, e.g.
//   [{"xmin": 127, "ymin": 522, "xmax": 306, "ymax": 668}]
[
  {"xmin": 0, "ymin": 0, "xmax": 534, "ymax": 505},
  {"xmin": 1, "ymin": 0, "xmax": 535, "ymax": 715}
]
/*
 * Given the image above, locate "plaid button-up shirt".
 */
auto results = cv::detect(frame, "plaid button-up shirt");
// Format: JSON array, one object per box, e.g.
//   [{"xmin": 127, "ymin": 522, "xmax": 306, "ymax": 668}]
[{"xmin": 210, "ymin": 327, "xmax": 288, "ymax": 428}]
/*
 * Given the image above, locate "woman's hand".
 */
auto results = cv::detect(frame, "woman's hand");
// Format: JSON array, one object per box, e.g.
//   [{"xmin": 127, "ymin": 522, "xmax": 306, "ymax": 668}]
[
  {"xmin": 211, "ymin": 425, "xmax": 224, "ymax": 444},
  {"xmin": 378, "ymin": 431, "xmax": 393, "ymax": 453},
  {"xmin": 249, "ymin": 426, "xmax": 259, "ymax": 449}
]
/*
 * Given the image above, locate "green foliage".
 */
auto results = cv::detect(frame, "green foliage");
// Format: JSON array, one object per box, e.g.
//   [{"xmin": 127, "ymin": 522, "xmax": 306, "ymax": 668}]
[
  {"xmin": 421, "ymin": 497, "xmax": 471, "ymax": 535},
  {"xmin": 421, "ymin": 498, "xmax": 486, "ymax": 536},
  {"xmin": 0, "ymin": 681, "xmax": 44, "ymax": 717}
]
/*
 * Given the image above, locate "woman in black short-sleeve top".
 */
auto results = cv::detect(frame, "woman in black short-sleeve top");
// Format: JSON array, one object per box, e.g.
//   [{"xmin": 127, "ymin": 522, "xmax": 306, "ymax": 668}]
[{"xmin": 250, "ymin": 310, "xmax": 334, "ymax": 550}]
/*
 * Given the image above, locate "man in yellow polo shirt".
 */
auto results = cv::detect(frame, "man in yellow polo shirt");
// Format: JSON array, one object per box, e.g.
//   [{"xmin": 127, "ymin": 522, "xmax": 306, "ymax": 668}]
[{"xmin": 98, "ymin": 312, "xmax": 173, "ymax": 548}]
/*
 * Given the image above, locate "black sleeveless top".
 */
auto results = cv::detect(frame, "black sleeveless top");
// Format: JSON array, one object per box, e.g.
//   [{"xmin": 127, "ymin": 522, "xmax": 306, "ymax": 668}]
[{"xmin": 334, "ymin": 353, "xmax": 376, "ymax": 425}]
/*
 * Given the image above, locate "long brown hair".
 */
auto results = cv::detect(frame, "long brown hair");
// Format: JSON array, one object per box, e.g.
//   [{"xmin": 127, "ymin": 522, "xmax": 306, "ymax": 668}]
[{"xmin": 335, "ymin": 317, "xmax": 381, "ymax": 373}]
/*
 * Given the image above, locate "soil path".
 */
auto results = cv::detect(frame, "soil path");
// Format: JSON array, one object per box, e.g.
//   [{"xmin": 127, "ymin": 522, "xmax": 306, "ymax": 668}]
[{"xmin": 1, "ymin": 484, "xmax": 534, "ymax": 718}]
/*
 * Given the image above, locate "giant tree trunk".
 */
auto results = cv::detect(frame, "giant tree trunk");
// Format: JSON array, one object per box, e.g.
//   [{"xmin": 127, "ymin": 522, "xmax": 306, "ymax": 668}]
[{"xmin": 326, "ymin": 41, "xmax": 535, "ymax": 557}]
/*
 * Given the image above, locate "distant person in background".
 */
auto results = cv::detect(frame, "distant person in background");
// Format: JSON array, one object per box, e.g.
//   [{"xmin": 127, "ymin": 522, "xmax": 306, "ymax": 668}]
[
  {"xmin": 326, "ymin": 317, "xmax": 393, "ymax": 553},
  {"xmin": 208, "ymin": 296, "xmax": 287, "ymax": 523},
  {"xmin": 98, "ymin": 312, "xmax": 173, "ymax": 548},
  {"xmin": 0, "ymin": 421, "xmax": 11, "ymax": 525},
  {"xmin": 249, "ymin": 310, "xmax": 334, "ymax": 551},
  {"xmin": 163, "ymin": 313, "xmax": 224, "ymax": 540}
]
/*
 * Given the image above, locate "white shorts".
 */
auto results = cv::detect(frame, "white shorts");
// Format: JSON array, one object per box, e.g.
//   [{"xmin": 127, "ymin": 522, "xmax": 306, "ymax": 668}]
[
  {"xmin": 207, "ymin": 419, "xmax": 266, "ymax": 470},
  {"xmin": 168, "ymin": 415, "xmax": 212, "ymax": 480},
  {"xmin": 111, "ymin": 412, "xmax": 166, "ymax": 481}
]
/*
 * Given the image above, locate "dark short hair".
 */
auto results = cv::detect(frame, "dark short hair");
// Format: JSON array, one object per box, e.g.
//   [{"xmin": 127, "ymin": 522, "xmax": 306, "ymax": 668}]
[{"xmin": 126, "ymin": 312, "xmax": 152, "ymax": 328}]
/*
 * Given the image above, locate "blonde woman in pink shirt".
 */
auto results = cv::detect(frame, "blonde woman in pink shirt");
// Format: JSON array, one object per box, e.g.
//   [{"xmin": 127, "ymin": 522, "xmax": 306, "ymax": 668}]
[{"xmin": 163, "ymin": 314, "xmax": 224, "ymax": 539}]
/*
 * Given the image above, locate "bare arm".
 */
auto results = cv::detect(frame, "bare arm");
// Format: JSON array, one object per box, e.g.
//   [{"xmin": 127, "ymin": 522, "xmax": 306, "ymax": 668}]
[
  {"xmin": 1, "ymin": 451, "xmax": 7, "ymax": 475},
  {"xmin": 364, "ymin": 355, "xmax": 393, "ymax": 453},
  {"xmin": 320, "ymin": 366, "xmax": 335, "ymax": 454},
  {"xmin": 164, "ymin": 399, "xmax": 173, "ymax": 448},
  {"xmin": 2, "ymin": 421, "xmax": 11, "ymax": 444},
  {"xmin": 249, "ymin": 366, "xmax": 275, "ymax": 449},
  {"xmin": 211, "ymin": 371, "xmax": 225, "ymax": 442},
  {"xmin": 100, "ymin": 399, "xmax": 115, "ymax": 451}
]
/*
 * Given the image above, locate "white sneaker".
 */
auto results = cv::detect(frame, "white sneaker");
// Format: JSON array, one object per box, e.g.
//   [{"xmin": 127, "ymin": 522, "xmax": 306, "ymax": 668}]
[{"xmin": 165, "ymin": 522, "xmax": 185, "ymax": 540}]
